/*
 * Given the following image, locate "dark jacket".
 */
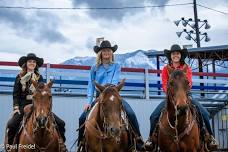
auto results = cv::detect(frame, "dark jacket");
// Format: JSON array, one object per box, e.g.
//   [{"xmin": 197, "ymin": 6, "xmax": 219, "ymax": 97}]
[{"xmin": 13, "ymin": 73, "xmax": 44, "ymax": 113}]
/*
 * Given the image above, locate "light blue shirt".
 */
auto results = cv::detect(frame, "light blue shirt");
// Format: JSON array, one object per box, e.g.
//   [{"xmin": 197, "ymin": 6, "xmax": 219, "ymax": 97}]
[{"xmin": 87, "ymin": 63, "xmax": 121, "ymax": 104}]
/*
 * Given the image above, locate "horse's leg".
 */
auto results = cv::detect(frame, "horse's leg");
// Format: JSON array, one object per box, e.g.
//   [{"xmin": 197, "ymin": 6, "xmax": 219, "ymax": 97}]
[
  {"xmin": 18, "ymin": 117, "xmax": 36, "ymax": 152},
  {"xmin": 18, "ymin": 130, "xmax": 27, "ymax": 152},
  {"xmin": 4, "ymin": 127, "xmax": 10, "ymax": 152},
  {"xmin": 85, "ymin": 140, "xmax": 101, "ymax": 152}
]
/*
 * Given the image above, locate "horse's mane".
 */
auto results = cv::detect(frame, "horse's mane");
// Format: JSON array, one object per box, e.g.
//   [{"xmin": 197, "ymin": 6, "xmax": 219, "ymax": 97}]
[
  {"xmin": 100, "ymin": 84, "xmax": 121, "ymax": 101},
  {"xmin": 167, "ymin": 70, "xmax": 189, "ymax": 96},
  {"xmin": 101, "ymin": 84, "xmax": 116, "ymax": 94},
  {"xmin": 35, "ymin": 83, "xmax": 46, "ymax": 92},
  {"xmin": 170, "ymin": 70, "xmax": 185, "ymax": 80}
]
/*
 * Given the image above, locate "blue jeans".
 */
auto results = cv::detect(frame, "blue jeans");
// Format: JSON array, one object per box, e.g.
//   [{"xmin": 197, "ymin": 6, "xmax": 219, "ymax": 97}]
[
  {"xmin": 78, "ymin": 101, "xmax": 96, "ymax": 145},
  {"xmin": 78, "ymin": 99, "xmax": 141, "ymax": 145},
  {"xmin": 122, "ymin": 100, "xmax": 141, "ymax": 135},
  {"xmin": 149, "ymin": 100, "xmax": 213, "ymax": 136}
]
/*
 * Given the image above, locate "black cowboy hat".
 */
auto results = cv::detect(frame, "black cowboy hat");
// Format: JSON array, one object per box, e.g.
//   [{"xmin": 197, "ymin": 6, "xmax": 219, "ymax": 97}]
[
  {"xmin": 18, "ymin": 53, "xmax": 44, "ymax": 67},
  {"xmin": 164, "ymin": 44, "xmax": 188, "ymax": 61},
  {"xmin": 93, "ymin": 40, "xmax": 118, "ymax": 54}
]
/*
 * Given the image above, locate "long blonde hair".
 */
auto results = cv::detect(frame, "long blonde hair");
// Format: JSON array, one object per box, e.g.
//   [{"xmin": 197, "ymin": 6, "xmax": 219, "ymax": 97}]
[{"xmin": 96, "ymin": 49, "xmax": 114, "ymax": 67}]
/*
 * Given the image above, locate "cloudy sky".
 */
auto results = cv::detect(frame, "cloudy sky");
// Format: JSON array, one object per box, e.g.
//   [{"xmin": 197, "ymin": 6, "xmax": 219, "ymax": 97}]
[{"xmin": 0, "ymin": 0, "xmax": 227, "ymax": 63}]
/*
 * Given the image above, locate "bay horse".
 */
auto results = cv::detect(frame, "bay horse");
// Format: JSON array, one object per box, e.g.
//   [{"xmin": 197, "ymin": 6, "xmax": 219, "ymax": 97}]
[
  {"xmin": 82, "ymin": 79, "xmax": 133, "ymax": 152},
  {"xmin": 14, "ymin": 81, "xmax": 60, "ymax": 152},
  {"xmin": 157, "ymin": 70, "xmax": 201, "ymax": 152}
]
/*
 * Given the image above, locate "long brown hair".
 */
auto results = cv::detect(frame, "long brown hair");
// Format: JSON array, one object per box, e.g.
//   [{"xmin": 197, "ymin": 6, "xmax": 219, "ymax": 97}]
[
  {"xmin": 19, "ymin": 63, "xmax": 40, "ymax": 77},
  {"xmin": 168, "ymin": 51, "xmax": 186, "ymax": 65}
]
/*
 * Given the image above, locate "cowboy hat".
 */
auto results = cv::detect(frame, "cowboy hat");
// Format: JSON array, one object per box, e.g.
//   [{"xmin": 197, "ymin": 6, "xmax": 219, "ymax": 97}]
[
  {"xmin": 18, "ymin": 53, "xmax": 44, "ymax": 67},
  {"xmin": 93, "ymin": 40, "xmax": 118, "ymax": 54},
  {"xmin": 164, "ymin": 44, "xmax": 188, "ymax": 61}
]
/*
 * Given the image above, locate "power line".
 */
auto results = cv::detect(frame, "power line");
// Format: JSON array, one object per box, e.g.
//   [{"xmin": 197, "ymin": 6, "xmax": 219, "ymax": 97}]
[
  {"xmin": 197, "ymin": 4, "xmax": 228, "ymax": 15},
  {"xmin": 0, "ymin": 3, "xmax": 193, "ymax": 10}
]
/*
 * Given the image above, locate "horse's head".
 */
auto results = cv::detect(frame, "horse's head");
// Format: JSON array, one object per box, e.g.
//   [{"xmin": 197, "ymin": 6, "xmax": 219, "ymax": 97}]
[
  {"xmin": 94, "ymin": 79, "xmax": 125, "ymax": 137},
  {"xmin": 167, "ymin": 70, "xmax": 190, "ymax": 116},
  {"xmin": 32, "ymin": 80, "xmax": 53, "ymax": 129}
]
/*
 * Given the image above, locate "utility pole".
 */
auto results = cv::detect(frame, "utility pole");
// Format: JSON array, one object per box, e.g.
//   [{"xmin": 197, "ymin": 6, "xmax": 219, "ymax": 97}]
[
  {"xmin": 193, "ymin": 0, "xmax": 200, "ymax": 47},
  {"xmin": 174, "ymin": 0, "xmax": 211, "ymax": 97},
  {"xmin": 193, "ymin": 0, "xmax": 204, "ymax": 97}
]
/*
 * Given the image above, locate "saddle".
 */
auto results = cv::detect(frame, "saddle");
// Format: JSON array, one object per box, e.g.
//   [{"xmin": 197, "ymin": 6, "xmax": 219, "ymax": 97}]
[{"xmin": 86, "ymin": 99, "xmax": 131, "ymax": 128}]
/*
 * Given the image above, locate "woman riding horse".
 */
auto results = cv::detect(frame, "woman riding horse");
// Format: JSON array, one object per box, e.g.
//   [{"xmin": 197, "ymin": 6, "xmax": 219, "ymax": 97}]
[
  {"xmin": 6, "ymin": 53, "xmax": 67, "ymax": 152},
  {"xmin": 145, "ymin": 44, "xmax": 218, "ymax": 151},
  {"xmin": 78, "ymin": 40, "xmax": 145, "ymax": 151},
  {"xmin": 158, "ymin": 69, "xmax": 200, "ymax": 151},
  {"xmin": 84, "ymin": 80, "xmax": 129, "ymax": 152}
]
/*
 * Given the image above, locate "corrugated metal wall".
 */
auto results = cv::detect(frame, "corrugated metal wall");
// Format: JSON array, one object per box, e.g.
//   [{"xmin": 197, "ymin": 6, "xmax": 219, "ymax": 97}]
[{"xmin": 213, "ymin": 105, "xmax": 228, "ymax": 150}]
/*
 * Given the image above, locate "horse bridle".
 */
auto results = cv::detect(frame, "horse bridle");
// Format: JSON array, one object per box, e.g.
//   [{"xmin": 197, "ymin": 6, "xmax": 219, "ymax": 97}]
[
  {"xmin": 98, "ymin": 85, "xmax": 125, "ymax": 143},
  {"xmin": 32, "ymin": 110, "xmax": 53, "ymax": 134},
  {"xmin": 22, "ymin": 93, "xmax": 56, "ymax": 152},
  {"xmin": 166, "ymin": 81, "xmax": 194, "ymax": 151},
  {"xmin": 32, "ymin": 91, "xmax": 54, "ymax": 132}
]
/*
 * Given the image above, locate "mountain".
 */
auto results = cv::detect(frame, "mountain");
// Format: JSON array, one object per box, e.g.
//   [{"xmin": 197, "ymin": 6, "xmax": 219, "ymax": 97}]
[
  {"xmin": 63, "ymin": 50, "xmax": 158, "ymax": 69},
  {"xmin": 63, "ymin": 56, "xmax": 95, "ymax": 66},
  {"xmin": 62, "ymin": 49, "xmax": 228, "ymax": 73}
]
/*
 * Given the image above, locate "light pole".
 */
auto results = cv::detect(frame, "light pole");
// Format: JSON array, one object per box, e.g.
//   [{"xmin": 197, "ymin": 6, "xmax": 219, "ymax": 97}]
[
  {"xmin": 174, "ymin": 18, "xmax": 211, "ymax": 44},
  {"xmin": 174, "ymin": 0, "xmax": 211, "ymax": 97},
  {"xmin": 193, "ymin": 0, "xmax": 200, "ymax": 48}
]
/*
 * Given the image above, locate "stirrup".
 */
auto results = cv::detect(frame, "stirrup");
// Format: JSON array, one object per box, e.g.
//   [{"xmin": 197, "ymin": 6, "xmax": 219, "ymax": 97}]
[
  {"xmin": 135, "ymin": 136, "xmax": 145, "ymax": 151},
  {"xmin": 132, "ymin": 138, "xmax": 143, "ymax": 151},
  {"xmin": 207, "ymin": 135, "xmax": 218, "ymax": 151}
]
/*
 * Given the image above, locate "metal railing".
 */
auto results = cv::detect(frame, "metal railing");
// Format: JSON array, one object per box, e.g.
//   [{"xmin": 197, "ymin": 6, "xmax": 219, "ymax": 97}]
[
  {"xmin": 1, "ymin": 61, "xmax": 228, "ymax": 99},
  {"xmin": 0, "ymin": 61, "xmax": 228, "ymax": 150}
]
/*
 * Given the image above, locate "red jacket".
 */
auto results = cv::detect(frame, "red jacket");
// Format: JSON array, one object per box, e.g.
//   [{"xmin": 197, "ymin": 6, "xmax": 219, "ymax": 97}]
[{"xmin": 161, "ymin": 64, "xmax": 192, "ymax": 94}]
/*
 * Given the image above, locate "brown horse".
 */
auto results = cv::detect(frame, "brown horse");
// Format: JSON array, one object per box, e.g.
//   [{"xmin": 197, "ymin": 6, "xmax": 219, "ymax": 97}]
[
  {"xmin": 156, "ymin": 70, "xmax": 201, "ymax": 152},
  {"xmin": 14, "ymin": 81, "xmax": 60, "ymax": 152},
  {"xmin": 83, "ymin": 79, "xmax": 132, "ymax": 152}
]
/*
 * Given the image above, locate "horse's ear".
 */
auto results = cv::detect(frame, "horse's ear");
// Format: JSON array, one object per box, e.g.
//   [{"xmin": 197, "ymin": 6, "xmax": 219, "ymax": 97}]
[
  {"xmin": 116, "ymin": 79, "xmax": 125, "ymax": 91},
  {"xmin": 47, "ymin": 80, "xmax": 54, "ymax": 88},
  {"xmin": 31, "ymin": 79, "xmax": 38, "ymax": 88},
  {"xmin": 94, "ymin": 81, "xmax": 105, "ymax": 92}
]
